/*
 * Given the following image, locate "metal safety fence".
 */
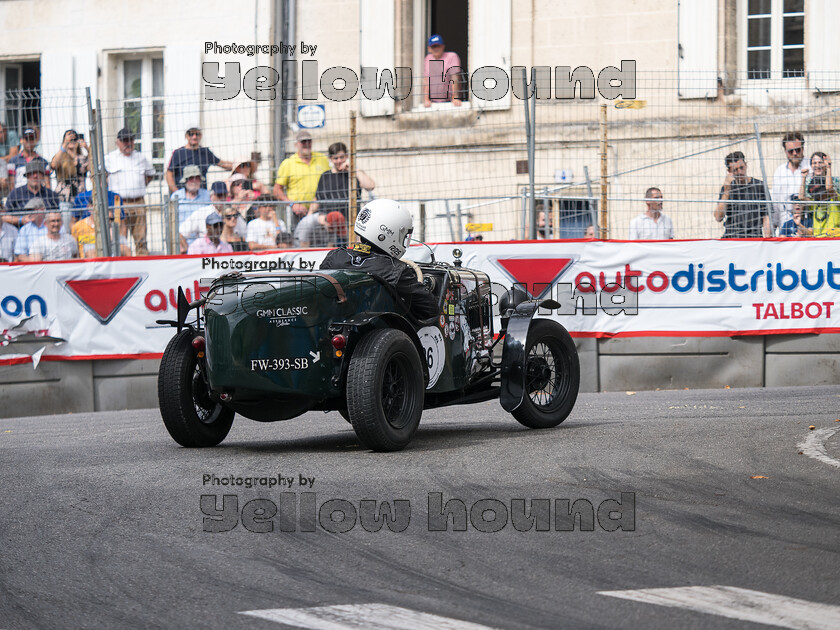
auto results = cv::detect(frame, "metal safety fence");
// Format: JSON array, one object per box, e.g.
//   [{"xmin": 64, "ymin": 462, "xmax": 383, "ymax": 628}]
[{"xmin": 1, "ymin": 70, "xmax": 839, "ymax": 260}]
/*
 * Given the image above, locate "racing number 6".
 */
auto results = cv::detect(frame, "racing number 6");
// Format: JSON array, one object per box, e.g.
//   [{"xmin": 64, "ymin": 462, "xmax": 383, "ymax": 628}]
[{"xmin": 426, "ymin": 346, "xmax": 434, "ymax": 369}]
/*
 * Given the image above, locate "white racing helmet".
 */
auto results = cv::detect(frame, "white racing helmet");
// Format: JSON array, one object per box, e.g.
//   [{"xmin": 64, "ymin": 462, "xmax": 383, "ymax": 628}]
[{"xmin": 354, "ymin": 199, "xmax": 414, "ymax": 258}]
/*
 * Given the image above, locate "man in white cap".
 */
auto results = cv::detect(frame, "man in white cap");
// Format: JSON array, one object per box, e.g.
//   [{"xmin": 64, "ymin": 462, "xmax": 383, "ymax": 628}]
[
  {"xmin": 105, "ymin": 127, "xmax": 156, "ymax": 255},
  {"xmin": 165, "ymin": 124, "xmax": 232, "ymax": 194},
  {"xmin": 273, "ymin": 130, "xmax": 329, "ymax": 229}
]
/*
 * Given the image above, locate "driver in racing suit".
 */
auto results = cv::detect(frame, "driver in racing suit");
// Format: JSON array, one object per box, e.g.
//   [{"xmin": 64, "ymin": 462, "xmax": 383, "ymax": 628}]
[{"xmin": 320, "ymin": 198, "xmax": 439, "ymax": 320}]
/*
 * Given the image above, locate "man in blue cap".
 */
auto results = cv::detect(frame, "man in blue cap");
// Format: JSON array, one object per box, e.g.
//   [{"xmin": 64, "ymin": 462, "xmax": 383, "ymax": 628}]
[{"xmin": 423, "ymin": 34, "xmax": 462, "ymax": 107}]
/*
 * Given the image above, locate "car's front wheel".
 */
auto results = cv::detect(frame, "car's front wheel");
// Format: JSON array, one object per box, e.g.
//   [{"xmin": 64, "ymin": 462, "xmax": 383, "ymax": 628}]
[
  {"xmin": 158, "ymin": 330, "xmax": 234, "ymax": 447},
  {"xmin": 512, "ymin": 319, "xmax": 580, "ymax": 429},
  {"xmin": 346, "ymin": 329, "xmax": 424, "ymax": 451}
]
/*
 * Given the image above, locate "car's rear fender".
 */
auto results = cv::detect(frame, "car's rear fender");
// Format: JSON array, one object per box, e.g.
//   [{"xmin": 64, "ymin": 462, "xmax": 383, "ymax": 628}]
[{"xmin": 331, "ymin": 312, "xmax": 429, "ymax": 389}]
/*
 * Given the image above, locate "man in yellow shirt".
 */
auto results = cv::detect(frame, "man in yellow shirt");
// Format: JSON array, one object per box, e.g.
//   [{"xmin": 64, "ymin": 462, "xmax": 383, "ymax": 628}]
[{"xmin": 273, "ymin": 130, "xmax": 329, "ymax": 229}]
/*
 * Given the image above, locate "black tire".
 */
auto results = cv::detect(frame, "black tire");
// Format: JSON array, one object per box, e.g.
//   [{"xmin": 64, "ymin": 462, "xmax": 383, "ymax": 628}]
[
  {"xmin": 346, "ymin": 329, "xmax": 424, "ymax": 451},
  {"xmin": 158, "ymin": 330, "xmax": 234, "ymax": 447},
  {"xmin": 512, "ymin": 319, "xmax": 580, "ymax": 429}
]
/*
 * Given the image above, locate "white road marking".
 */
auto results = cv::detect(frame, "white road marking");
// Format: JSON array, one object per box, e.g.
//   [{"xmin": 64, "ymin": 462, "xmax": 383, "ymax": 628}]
[
  {"xmin": 797, "ymin": 427, "xmax": 840, "ymax": 470},
  {"xmin": 599, "ymin": 585, "xmax": 840, "ymax": 630},
  {"xmin": 239, "ymin": 603, "xmax": 498, "ymax": 629}
]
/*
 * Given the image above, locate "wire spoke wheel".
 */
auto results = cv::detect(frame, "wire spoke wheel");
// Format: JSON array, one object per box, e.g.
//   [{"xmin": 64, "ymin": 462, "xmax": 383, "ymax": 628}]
[
  {"xmin": 512, "ymin": 320, "xmax": 580, "ymax": 429},
  {"xmin": 525, "ymin": 340, "xmax": 571, "ymax": 409},
  {"xmin": 192, "ymin": 364, "xmax": 218, "ymax": 425}
]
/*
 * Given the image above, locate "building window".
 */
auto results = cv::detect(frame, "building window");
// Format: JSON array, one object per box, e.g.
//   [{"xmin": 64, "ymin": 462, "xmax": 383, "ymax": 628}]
[
  {"xmin": 0, "ymin": 61, "xmax": 41, "ymax": 136},
  {"xmin": 745, "ymin": 0, "xmax": 804, "ymax": 79},
  {"xmin": 119, "ymin": 56, "xmax": 165, "ymax": 173},
  {"xmin": 411, "ymin": 0, "xmax": 470, "ymax": 109},
  {"xmin": 426, "ymin": 0, "xmax": 469, "ymax": 102}
]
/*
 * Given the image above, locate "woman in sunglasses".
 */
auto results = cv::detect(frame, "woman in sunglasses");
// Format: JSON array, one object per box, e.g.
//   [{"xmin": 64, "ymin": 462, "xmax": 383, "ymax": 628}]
[{"xmin": 220, "ymin": 208, "xmax": 248, "ymax": 252}]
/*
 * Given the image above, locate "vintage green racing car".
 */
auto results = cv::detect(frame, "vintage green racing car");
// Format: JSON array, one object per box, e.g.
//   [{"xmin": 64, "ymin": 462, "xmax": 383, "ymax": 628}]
[{"xmin": 157, "ymin": 249, "xmax": 580, "ymax": 451}]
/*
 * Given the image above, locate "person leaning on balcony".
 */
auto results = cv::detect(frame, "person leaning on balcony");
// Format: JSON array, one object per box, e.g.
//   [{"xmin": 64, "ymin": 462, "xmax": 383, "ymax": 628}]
[
  {"xmin": 272, "ymin": 130, "xmax": 330, "ymax": 230},
  {"xmin": 714, "ymin": 151, "xmax": 771, "ymax": 239},
  {"xmin": 423, "ymin": 34, "xmax": 462, "ymax": 107},
  {"xmin": 105, "ymin": 128, "xmax": 156, "ymax": 256}
]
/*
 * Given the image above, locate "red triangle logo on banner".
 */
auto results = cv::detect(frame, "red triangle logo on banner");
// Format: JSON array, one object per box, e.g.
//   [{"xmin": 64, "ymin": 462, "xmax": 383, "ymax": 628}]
[
  {"xmin": 495, "ymin": 258, "xmax": 573, "ymax": 297},
  {"xmin": 62, "ymin": 276, "xmax": 146, "ymax": 324}
]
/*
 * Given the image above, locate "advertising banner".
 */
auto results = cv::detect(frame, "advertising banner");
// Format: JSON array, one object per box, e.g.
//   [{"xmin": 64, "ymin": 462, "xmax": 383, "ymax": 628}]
[{"xmin": 1, "ymin": 240, "xmax": 838, "ymax": 363}]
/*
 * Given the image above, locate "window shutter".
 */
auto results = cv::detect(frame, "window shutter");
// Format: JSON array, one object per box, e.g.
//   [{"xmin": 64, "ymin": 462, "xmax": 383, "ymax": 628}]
[
  {"xmin": 808, "ymin": 1, "xmax": 840, "ymax": 92},
  {"xmin": 164, "ymin": 44, "xmax": 202, "ymax": 159},
  {"xmin": 678, "ymin": 0, "xmax": 718, "ymax": 98},
  {"xmin": 360, "ymin": 0, "xmax": 395, "ymax": 117},
  {"xmin": 470, "ymin": 0, "xmax": 512, "ymax": 110},
  {"xmin": 74, "ymin": 50, "xmax": 99, "ymax": 102},
  {"xmin": 40, "ymin": 51, "xmax": 75, "ymax": 159}
]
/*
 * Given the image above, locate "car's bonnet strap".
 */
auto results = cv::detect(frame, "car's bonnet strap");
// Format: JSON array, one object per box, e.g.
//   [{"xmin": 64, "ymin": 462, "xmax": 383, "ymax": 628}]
[{"xmin": 308, "ymin": 273, "xmax": 347, "ymax": 303}]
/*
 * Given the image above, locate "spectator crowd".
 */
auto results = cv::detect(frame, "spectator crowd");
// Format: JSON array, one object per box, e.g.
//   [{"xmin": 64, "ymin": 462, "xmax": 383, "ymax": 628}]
[
  {"xmin": 0, "ymin": 124, "xmax": 376, "ymax": 261},
  {"xmin": 0, "ymin": 120, "xmax": 837, "ymax": 262}
]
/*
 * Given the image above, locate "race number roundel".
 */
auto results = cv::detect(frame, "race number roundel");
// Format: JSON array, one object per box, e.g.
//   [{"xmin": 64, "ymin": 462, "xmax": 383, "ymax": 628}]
[{"xmin": 417, "ymin": 326, "xmax": 445, "ymax": 388}]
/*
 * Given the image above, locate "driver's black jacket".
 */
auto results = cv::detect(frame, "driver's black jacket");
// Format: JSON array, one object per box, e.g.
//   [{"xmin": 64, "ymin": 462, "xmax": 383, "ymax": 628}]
[{"xmin": 320, "ymin": 243, "xmax": 439, "ymax": 320}]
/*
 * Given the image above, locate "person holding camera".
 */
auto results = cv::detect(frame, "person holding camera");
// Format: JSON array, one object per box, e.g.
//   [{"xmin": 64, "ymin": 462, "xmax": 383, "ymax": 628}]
[
  {"xmin": 799, "ymin": 152, "xmax": 838, "ymax": 201},
  {"xmin": 714, "ymin": 151, "xmax": 771, "ymax": 238},
  {"xmin": 50, "ymin": 129, "xmax": 89, "ymax": 204},
  {"xmin": 803, "ymin": 177, "xmax": 840, "ymax": 237}
]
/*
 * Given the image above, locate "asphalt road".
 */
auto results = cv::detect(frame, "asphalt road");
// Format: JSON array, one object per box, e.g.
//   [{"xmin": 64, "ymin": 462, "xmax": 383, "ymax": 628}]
[{"xmin": 1, "ymin": 386, "xmax": 839, "ymax": 630}]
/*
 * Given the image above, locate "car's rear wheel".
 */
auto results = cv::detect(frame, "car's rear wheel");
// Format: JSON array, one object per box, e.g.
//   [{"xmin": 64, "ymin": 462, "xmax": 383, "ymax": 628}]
[
  {"xmin": 512, "ymin": 320, "xmax": 580, "ymax": 429},
  {"xmin": 158, "ymin": 330, "xmax": 234, "ymax": 447},
  {"xmin": 346, "ymin": 329, "xmax": 424, "ymax": 451}
]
